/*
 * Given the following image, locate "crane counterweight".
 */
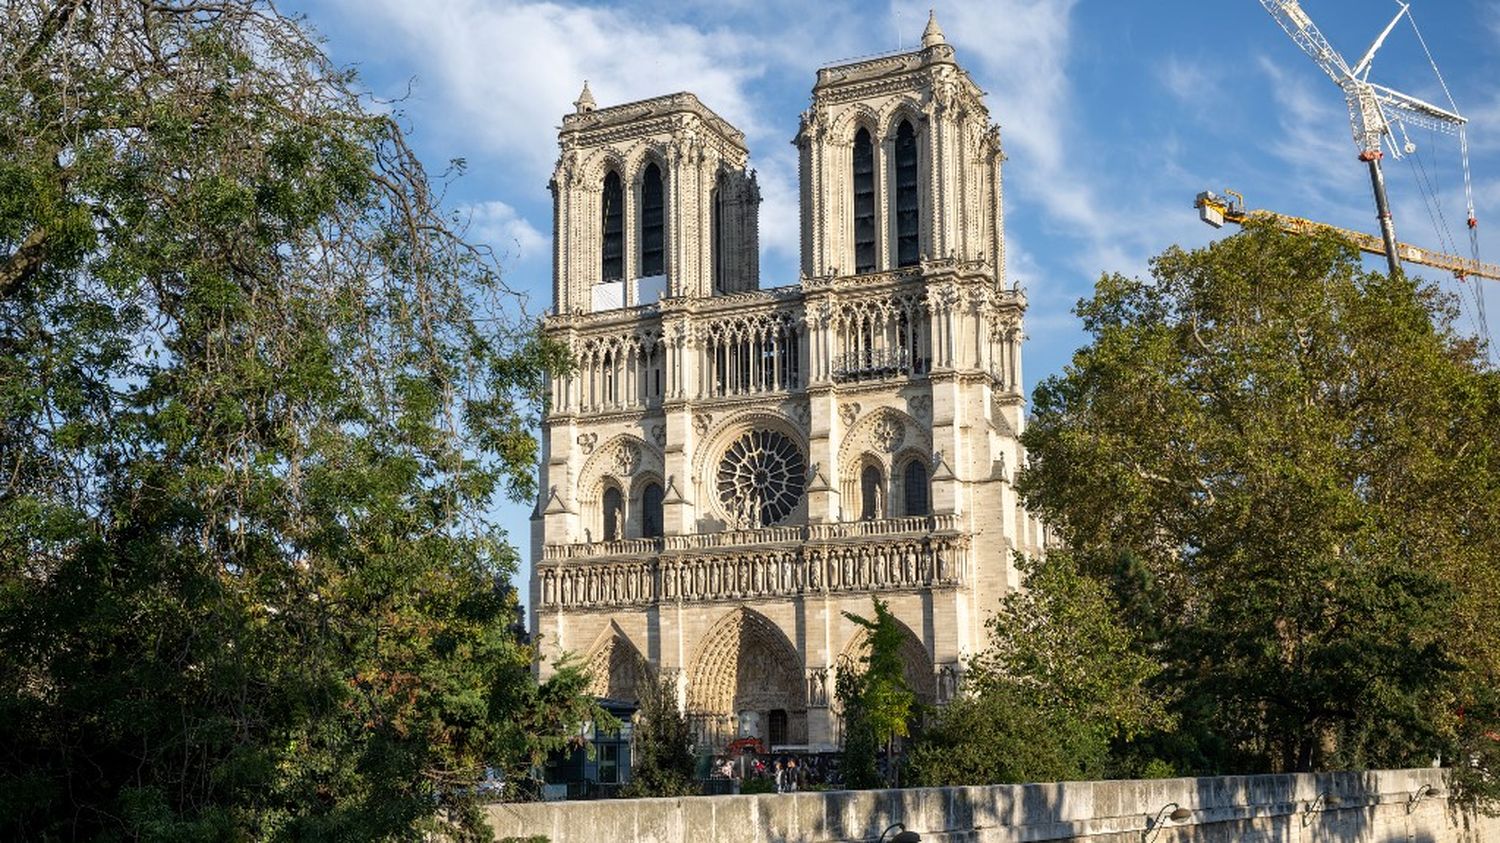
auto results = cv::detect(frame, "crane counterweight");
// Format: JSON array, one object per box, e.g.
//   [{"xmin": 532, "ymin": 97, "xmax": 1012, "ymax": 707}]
[{"xmin": 1194, "ymin": 190, "xmax": 1500, "ymax": 283}]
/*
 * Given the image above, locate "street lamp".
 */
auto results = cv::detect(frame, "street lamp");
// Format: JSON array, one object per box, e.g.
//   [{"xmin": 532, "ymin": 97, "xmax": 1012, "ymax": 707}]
[
  {"xmin": 1302, "ymin": 790, "xmax": 1341, "ymax": 826},
  {"xmin": 1407, "ymin": 783, "xmax": 1444, "ymax": 815},
  {"xmin": 1143, "ymin": 803, "xmax": 1192, "ymax": 843},
  {"xmin": 879, "ymin": 822, "xmax": 921, "ymax": 843}
]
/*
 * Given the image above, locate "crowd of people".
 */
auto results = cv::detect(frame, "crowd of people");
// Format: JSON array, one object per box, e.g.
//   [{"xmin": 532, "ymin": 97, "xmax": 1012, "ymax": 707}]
[{"xmin": 710, "ymin": 752, "xmax": 840, "ymax": 793}]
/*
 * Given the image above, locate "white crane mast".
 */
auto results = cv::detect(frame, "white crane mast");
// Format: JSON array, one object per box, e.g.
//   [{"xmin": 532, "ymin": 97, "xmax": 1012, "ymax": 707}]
[{"xmin": 1257, "ymin": 1, "xmax": 1471, "ymax": 281}]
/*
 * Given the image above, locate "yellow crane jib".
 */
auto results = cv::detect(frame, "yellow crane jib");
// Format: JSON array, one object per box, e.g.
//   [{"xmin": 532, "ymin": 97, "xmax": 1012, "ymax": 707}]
[{"xmin": 1194, "ymin": 190, "xmax": 1500, "ymax": 283}]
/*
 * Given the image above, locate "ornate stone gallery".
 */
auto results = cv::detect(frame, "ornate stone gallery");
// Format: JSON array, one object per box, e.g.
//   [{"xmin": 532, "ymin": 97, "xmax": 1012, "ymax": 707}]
[{"xmin": 530, "ymin": 12, "xmax": 1046, "ymax": 752}]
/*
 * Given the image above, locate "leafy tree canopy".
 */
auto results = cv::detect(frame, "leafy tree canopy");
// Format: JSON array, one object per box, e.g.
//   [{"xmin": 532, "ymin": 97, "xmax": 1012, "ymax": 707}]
[
  {"xmin": 838, "ymin": 598, "xmax": 916, "ymax": 789},
  {"xmin": 620, "ymin": 661, "xmax": 697, "ymax": 799},
  {"xmin": 1, "ymin": 1, "xmax": 583, "ymax": 839},
  {"xmin": 908, "ymin": 552, "xmax": 1172, "ymax": 786},
  {"xmin": 1017, "ymin": 223, "xmax": 1500, "ymax": 799}
]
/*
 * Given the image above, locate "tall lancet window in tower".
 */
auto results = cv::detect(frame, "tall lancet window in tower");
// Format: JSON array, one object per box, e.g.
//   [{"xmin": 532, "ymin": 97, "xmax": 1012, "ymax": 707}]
[
  {"xmin": 601, "ymin": 171, "xmax": 624, "ymax": 282},
  {"xmin": 641, "ymin": 162, "xmax": 665, "ymax": 277},
  {"xmin": 712, "ymin": 174, "xmax": 725, "ymax": 292},
  {"xmin": 894, "ymin": 120, "xmax": 919, "ymax": 267},
  {"xmin": 852, "ymin": 127, "xmax": 877, "ymax": 274}
]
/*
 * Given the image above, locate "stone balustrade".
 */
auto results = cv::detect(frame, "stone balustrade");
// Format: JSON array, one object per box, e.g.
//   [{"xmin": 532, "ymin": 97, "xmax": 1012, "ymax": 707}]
[
  {"xmin": 541, "ymin": 517, "xmax": 956, "ymax": 562},
  {"xmin": 535, "ymin": 517, "xmax": 968, "ymax": 610}
]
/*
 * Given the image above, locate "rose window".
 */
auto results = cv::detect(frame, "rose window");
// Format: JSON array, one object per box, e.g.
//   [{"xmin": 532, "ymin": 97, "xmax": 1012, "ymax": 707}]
[{"xmin": 716, "ymin": 430, "xmax": 805, "ymax": 528}]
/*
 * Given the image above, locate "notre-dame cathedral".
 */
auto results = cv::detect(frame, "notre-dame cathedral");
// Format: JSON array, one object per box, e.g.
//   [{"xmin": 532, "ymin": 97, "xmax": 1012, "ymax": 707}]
[{"xmin": 530, "ymin": 13, "xmax": 1045, "ymax": 752}]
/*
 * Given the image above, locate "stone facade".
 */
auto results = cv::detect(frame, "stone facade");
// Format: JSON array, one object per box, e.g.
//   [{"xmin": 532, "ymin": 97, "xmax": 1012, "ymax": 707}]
[{"xmin": 530, "ymin": 14, "xmax": 1045, "ymax": 752}]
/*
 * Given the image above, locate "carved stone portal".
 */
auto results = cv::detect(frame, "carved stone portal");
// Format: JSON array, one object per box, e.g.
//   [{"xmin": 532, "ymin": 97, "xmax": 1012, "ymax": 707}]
[
  {"xmin": 586, "ymin": 630, "xmax": 650, "ymax": 704},
  {"xmin": 687, "ymin": 608, "xmax": 807, "ymax": 749}
]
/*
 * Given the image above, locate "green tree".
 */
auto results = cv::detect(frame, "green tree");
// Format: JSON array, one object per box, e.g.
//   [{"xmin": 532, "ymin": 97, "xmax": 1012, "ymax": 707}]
[
  {"xmin": 621, "ymin": 662, "xmax": 697, "ymax": 798},
  {"xmin": 908, "ymin": 553, "xmax": 1172, "ymax": 786},
  {"xmin": 838, "ymin": 598, "xmax": 916, "ymax": 789},
  {"xmin": 1017, "ymin": 222, "xmax": 1500, "ymax": 800},
  {"xmin": 0, "ymin": 1, "xmax": 588, "ymax": 838}
]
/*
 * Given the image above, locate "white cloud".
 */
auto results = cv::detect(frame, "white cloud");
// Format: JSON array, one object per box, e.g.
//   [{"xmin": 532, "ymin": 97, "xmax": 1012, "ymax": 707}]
[
  {"xmin": 342, "ymin": 0, "xmax": 768, "ymax": 173},
  {"xmin": 462, "ymin": 200, "xmax": 549, "ymax": 265},
  {"xmin": 1254, "ymin": 55, "xmax": 1363, "ymax": 194},
  {"xmin": 1157, "ymin": 55, "xmax": 1219, "ymax": 110}
]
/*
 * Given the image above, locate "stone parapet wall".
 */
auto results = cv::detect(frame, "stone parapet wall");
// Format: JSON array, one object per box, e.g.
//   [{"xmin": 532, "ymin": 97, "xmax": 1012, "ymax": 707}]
[{"xmin": 485, "ymin": 768, "xmax": 1498, "ymax": 842}]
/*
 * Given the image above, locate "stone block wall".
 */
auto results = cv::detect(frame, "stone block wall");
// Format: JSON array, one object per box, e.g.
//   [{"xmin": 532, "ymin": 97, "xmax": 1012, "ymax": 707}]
[{"xmin": 485, "ymin": 768, "xmax": 1498, "ymax": 842}]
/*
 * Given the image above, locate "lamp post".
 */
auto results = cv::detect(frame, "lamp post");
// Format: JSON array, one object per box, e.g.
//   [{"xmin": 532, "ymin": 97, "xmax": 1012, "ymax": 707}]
[
  {"xmin": 1143, "ymin": 803, "xmax": 1192, "ymax": 843},
  {"xmin": 878, "ymin": 822, "xmax": 921, "ymax": 843},
  {"xmin": 1302, "ymin": 790, "xmax": 1341, "ymax": 826},
  {"xmin": 1407, "ymin": 783, "xmax": 1444, "ymax": 815}
]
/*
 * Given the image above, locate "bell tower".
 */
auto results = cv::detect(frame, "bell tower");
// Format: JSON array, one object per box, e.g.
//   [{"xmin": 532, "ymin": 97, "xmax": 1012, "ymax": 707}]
[
  {"xmin": 549, "ymin": 84, "xmax": 760, "ymax": 315},
  {"xmin": 795, "ymin": 12, "xmax": 1005, "ymax": 282}
]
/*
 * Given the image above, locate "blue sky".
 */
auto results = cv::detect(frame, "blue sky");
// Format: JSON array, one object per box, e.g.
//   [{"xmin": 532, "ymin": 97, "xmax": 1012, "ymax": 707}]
[{"xmin": 287, "ymin": 0, "xmax": 1500, "ymax": 598}]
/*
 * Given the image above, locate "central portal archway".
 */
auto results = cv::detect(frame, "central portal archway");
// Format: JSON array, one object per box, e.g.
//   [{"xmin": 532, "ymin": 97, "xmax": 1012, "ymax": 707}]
[{"xmin": 687, "ymin": 607, "xmax": 806, "ymax": 750}]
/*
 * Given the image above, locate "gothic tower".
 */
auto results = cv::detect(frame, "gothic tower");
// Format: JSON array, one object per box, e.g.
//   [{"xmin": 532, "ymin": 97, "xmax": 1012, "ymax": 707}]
[{"xmin": 531, "ymin": 13, "xmax": 1044, "ymax": 754}]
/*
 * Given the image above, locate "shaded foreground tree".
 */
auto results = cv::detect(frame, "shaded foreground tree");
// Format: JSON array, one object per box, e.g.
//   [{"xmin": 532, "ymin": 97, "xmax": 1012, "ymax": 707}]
[
  {"xmin": 621, "ymin": 661, "xmax": 697, "ymax": 798},
  {"xmin": 0, "ymin": 1, "xmax": 588, "ymax": 839},
  {"xmin": 1018, "ymin": 223, "xmax": 1500, "ymax": 803},
  {"xmin": 838, "ymin": 598, "xmax": 916, "ymax": 789},
  {"xmin": 907, "ymin": 553, "xmax": 1172, "ymax": 786}
]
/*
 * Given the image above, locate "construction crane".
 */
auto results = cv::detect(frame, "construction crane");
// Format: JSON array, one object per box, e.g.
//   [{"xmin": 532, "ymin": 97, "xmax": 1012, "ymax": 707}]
[
  {"xmin": 1195, "ymin": 189, "xmax": 1500, "ymax": 282},
  {"xmin": 1258, "ymin": 1, "xmax": 1473, "ymax": 279},
  {"xmin": 1255, "ymin": 0, "xmax": 1491, "ymax": 352}
]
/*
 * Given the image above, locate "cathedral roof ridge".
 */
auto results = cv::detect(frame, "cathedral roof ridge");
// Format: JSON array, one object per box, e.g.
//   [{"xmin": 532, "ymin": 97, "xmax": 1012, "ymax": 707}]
[
  {"xmin": 560, "ymin": 89, "xmax": 747, "ymax": 149},
  {"xmin": 814, "ymin": 16, "xmax": 957, "ymax": 89}
]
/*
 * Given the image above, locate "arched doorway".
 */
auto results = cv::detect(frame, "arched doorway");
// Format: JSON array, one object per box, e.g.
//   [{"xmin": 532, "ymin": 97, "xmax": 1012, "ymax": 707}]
[
  {"xmin": 839, "ymin": 614, "xmax": 937, "ymax": 706},
  {"xmin": 687, "ymin": 608, "xmax": 807, "ymax": 750},
  {"xmin": 584, "ymin": 624, "xmax": 651, "ymax": 704}
]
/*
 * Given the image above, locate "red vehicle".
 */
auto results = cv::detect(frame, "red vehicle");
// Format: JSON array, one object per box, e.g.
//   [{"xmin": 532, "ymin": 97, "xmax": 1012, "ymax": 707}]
[{"xmin": 725, "ymin": 736, "xmax": 767, "ymax": 756}]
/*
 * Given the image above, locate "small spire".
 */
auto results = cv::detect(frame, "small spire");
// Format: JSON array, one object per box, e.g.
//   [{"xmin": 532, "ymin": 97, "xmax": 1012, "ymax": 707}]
[
  {"xmin": 921, "ymin": 9, "xmax": 946, "ymax": 48},
  {"xmin": 574, "ymin": 80, "xmax": 596, "ymax": 114}
]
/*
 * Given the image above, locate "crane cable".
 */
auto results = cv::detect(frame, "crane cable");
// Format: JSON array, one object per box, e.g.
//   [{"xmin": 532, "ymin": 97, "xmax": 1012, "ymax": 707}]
[{"xmin": 1405, "ymin": 7, "xmax": 1492, "ymax": 358}]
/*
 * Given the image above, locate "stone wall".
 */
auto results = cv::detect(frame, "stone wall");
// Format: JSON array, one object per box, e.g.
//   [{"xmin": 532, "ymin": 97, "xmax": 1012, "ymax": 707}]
[{"xmin": 485, "ymin": 768, "xmax": 1498, "ymax": 843}]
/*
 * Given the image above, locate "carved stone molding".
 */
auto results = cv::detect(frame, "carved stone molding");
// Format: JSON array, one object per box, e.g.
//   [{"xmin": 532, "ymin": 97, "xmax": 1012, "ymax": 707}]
[
  {"xmin": 935, "ymin": 662, "xmax": 963, "ymax": 705},
  {"xmin": 838, "ymin": 402, "xmax": 860, "ymax": 428},
  {"xmin": 602, "ymin": 443, "xmax": 635, "ymax": 477},
  {"xmin": 806, "ymin": 667, "xmax": 832, "ymax": 708},
  {"xmin": 873, "ymin": 416, "xmax": 905, "ymax": 452},
  {"xmin": 535, "ymin": 532, "xmax": 969, "ymax": 611},
  {"xmin": 908, "ymin": 394, "xmax": 932, "ymax": 423}
]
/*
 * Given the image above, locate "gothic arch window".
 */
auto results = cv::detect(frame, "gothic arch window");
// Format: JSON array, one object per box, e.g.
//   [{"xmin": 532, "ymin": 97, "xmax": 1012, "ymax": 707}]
[
  {"xmin": 894, "ymin": 120, "xmax": 919, "ymax": 268},
  {"xmin": 712, "ymin": 173, "xmax": 726, "ymax": 292},
  {"xmin": 860, "ymin": 463, "xmax": 883, "ymax": 521},
  {"xmin": 641, "ymin": 481, "xmax": 664, "ymax": 538},
  {"xmin": 903, "ymin": 459, "xmax": 930, "ymax": 517},
  {"xmin": 602, "ymin": 484, "xmax": 624, "ymax": 541},
  {"xmin": 852, "ymin": 127, "xmax": 877, "ymax": 274},
  {"xmin": 601, "ymin": 170, "xmax": 624, "ymax": 282},
  {"xmin": 640, "ymin": 162, "xmax": 665, "ymax": 277}
]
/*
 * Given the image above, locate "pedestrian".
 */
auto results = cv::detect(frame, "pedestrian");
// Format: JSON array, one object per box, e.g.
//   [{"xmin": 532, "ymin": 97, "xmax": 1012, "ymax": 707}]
[
  {"xmin": 774, "ymin": 759, "xmax": 784, "ymax": 793},
  {"xmin": 787, "ymin": 757, "xmax": 799, "ymax": 793}
]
